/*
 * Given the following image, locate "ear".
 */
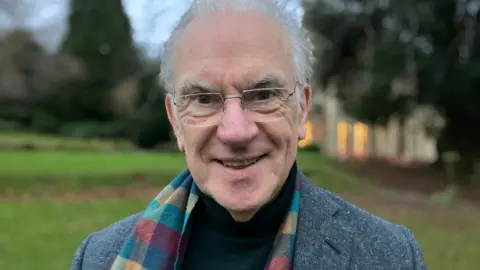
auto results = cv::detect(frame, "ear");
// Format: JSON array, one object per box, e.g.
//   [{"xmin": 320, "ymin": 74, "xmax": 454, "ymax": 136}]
[
  {"xmin": 297, "ymin": 84, "xmax": 312, "ymax": 140},
  {"xmin": 166, "ymin": 94, "xmax": 185, "ymax": 152}
]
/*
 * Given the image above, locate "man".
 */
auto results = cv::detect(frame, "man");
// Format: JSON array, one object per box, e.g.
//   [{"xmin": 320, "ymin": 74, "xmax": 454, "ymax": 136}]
[{"xmin": 70, "ymin": 0, "xmax": 427, "ymax": 269}]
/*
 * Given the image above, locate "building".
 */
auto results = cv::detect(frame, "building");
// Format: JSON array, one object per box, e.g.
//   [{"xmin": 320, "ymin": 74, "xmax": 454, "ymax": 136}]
[{"xmin": 299, "ymin": 83, "xmax": 445, "ymax": 165}]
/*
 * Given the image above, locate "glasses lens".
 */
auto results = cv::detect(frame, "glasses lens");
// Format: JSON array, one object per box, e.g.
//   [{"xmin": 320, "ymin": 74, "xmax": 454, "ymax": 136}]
[
  {"xmin": 242, "ymin": 88, "xmax": 293, "ymax": 122},
  {"xmin": 176, "ymin": 93, "xmax": 223, "ymax": 127},
  {"xmin": 177, "ymin": 88, "xmax": 295, "ymax": 127}
]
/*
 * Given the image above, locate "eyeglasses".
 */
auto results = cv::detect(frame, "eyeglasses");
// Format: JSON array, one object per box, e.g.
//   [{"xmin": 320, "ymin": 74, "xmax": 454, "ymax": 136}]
[{"xmin": 173, "ymin": 86, "xmax": 297, "ymax": 127}]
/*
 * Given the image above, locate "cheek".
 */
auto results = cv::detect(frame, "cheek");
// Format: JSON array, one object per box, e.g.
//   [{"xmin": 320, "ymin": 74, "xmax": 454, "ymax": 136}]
[
  {"xmin": 182, "ymin": 126, "xmax": 214, "ymax": 158},
  {"xmin": 261, "ymin": 118, "xmax": 297, "ymax": 149}
]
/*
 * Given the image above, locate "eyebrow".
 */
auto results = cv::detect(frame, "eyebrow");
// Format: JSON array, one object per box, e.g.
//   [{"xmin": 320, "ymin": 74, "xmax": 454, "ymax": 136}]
[
  {"xmin": 242, "ymin": 73, "xmax": 287, "ymax": 90},
  {"xmin": 176, "ymin": 79, "xmax": 219, "ymax": 95},
  {"xmin": 176, "ymin": 73, "xmax": 287, "ymax": 94}
]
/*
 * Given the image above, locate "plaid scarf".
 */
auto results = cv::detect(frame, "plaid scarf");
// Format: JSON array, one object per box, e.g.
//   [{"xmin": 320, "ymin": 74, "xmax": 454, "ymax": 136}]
[{"xmin": 110, "ymin": 169, "xmax": 300, "ymax": 270}]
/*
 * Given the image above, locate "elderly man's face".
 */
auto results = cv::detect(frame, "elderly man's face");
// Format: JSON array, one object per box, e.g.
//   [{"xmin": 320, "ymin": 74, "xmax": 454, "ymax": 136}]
[{"xmin": 166, "ymin": 11, "xmax": 311, "ymax": 220}]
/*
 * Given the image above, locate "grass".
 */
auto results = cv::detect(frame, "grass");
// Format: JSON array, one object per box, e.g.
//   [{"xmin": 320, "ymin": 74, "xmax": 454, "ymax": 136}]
[
  {"xmin": 0, "ymin": 150, "xmax": 185, "ymax": 193},
  {"xmin": 351, "ymin": 198, "xmax": 480, "ymax": 270},
  {"xmin": 0, "ymin": 150, "xmax": 367, "ymax": 194},
  {"xmin": 0, "ymin": 148, "xmax": 479, "ymax": 269},
  {"xmin": 0, "ymin": 151, "xmax": 184, "ymax": 174},
  {"xmin": 401, "ymin": 214, "xmax": 480, "ymax": 270},
  {"xmin": 0, "ymin": 198, "xmax": 147, "ymax": 270},
  {"xmin": 0, "ymin": 132, "xmax": 134, "ymax": 152}
]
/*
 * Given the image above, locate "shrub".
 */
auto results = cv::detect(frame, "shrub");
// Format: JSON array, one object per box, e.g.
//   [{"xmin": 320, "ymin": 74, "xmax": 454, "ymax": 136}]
[
  {"xmin": 132, "ymin": 109, "xmax": 172, "ymax": 149},
  {"xmin": 299, "ymin": 143, "xmax": 323, "ymax": 153},
  {"xmin": 59, "ymin": 121, "xmax": 129, "ymax": 139},
  {"xmin": 0, "ymin": 119, "xmax": 26, "ymax": 132},
  {"xmin": 30, "ymin": 111, "xmax": 60, "ymax": 133}
]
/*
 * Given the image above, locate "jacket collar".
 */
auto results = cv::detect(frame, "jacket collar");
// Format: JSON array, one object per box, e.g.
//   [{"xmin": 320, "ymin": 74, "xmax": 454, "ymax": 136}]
[{"xmin": 294, "ymin": 171, "xmax": 352, "ymax": 270}]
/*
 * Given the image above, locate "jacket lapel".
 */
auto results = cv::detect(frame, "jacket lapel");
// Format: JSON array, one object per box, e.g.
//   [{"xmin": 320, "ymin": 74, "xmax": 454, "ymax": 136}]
[{"xmin": 293, "ymin": 173, "xmax": 352, "ymax": 270}]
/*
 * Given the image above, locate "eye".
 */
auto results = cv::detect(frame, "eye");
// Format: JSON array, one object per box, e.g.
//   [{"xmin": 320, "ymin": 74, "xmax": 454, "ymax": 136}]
[
  {"xmin": 188, "ymin": 93, "xmax": 223, "ymax": 107},
  {"xmin": 195, "ymin": 94, "xmax": 214, "ymax": 104},
  {"xmin": 255, "ymin": 89, "xmax": 275, "ymax": 100},
  {"xmin": 246, "ymin": 89, "xmax": 279, "ymax": 102}
]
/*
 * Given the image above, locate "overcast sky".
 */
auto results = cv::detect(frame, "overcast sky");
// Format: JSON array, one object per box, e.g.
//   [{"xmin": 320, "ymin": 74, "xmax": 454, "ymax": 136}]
[{"xmin": 0, "ymin": 0, "xmax": 304, "ymax": 57}]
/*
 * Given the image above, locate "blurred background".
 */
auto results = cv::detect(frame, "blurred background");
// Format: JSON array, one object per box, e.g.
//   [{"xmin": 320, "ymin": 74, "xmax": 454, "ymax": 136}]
[{"xmin": 0, "ymin": 0, "xmax": 479, "ymax": 269}]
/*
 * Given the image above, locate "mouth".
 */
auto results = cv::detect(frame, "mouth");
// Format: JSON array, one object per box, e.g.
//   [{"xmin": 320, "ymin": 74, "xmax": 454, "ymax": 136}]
[{"xmin": 214, "ymin": 155, "xmax": 266, "ymax": 170}]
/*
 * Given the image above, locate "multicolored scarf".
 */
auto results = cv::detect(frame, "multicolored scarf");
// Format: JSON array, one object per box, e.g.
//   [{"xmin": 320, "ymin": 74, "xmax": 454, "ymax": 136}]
[{"xmin": 110, "ymin": 169, "xmax": 300, "ymax": 270}]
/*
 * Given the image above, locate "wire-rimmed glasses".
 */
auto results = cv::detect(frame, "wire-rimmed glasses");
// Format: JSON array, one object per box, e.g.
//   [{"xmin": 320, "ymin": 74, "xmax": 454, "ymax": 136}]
[{"xmin": 173, "ymin": 86, "xmax": 297, "ymax": 127}]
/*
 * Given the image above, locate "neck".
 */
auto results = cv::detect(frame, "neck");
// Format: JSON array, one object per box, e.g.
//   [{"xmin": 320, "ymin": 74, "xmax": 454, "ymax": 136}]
[
  {"xmin": 197, "ymin": 163, "xmax": 297, "ymax": 237},
  {"xmin": 226, "ymin": 181, "xmax": 288, "ymax": 222},
  {"xmin": 228, "ymin": 209, "xmax": 257, "ymax": 222}
]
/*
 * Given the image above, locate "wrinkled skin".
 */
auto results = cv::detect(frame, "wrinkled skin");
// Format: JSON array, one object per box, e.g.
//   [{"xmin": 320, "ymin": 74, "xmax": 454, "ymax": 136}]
[{"xmin": 166, "ymin": 10, "xmax": 311, "ymax": 221}]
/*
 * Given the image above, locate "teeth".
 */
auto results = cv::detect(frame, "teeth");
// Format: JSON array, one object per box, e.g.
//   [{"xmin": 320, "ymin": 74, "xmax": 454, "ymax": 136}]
[{"xmin": 222, "ymin": 157, "xmax": 260, "ymax": 168}]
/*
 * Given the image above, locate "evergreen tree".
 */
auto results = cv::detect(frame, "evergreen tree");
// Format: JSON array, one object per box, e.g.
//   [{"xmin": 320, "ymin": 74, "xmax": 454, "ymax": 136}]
[{"xmin": 60, "ymin": 0, "xmax": 140, "ymax": 121}]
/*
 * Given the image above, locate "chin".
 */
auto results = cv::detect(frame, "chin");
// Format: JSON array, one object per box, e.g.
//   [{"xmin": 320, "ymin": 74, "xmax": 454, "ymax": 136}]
[
  {"xmin": 209, "ymin": 180, "xmax": 277, "ymax": 215},
  {"xmin": 200, "ymin": 157, "xmax": 284, "ymax": 215},
  {"xmin": 217, "ymin": 193, "xmax": 264, "ymax": 211}
]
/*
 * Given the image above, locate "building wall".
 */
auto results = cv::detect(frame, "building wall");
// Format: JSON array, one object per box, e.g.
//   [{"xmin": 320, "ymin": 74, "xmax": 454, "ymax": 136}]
[{"xmin": 301, "ymin": 89, "xmax": 441, "ymax": 164}]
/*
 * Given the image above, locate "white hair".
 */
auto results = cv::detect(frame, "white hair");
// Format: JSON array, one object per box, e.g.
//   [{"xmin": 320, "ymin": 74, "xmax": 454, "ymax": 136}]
[{"xmin": 159, "ymin": 0, "xmax": 313, "ymax": 95}]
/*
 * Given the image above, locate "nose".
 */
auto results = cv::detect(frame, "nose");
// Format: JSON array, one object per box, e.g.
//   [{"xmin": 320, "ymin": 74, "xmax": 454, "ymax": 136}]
[{"xmin": 216, "ymin": 98, "xmax": 259, "ymax": 147}]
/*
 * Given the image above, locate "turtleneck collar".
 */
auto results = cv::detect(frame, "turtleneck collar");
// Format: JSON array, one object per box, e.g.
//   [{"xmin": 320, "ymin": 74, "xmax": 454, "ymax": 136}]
[{"xmin": 197, "ymin": 162, "xmax": 297, "ymax": 238}]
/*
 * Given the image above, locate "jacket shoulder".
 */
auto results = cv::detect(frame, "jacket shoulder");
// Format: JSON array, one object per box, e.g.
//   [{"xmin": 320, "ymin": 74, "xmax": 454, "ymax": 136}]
[
  {"xmin": 324, "ymin": 190, "xmax": 425, "ymax": 269},
  {"xmin": 330, "ymin": 191, "xmax": 410, "ymax": 239},
  {"xmin": 302, "ymin": 178, "xmax": 407, "ymax": 238},
  {"xmin": 299, "ymin": 177, "xmax": 425, "ymax": 269},
  {"xmin": 70, "ymin": 213, "xmax": 142, "ymax": 270}
]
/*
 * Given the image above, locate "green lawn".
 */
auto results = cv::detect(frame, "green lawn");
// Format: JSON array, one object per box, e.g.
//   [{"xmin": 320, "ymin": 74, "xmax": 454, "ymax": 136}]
[
  {"xmin": 0, "ymin": 149, "xmax": 479, "ymax": 269},
  {"xmin": 0, "ymin": 151, "xmax": 185, "ymax": 193},
  {"xmin": 0, "ymin": 150, "xmax": 184, "ymax": 174},
  {"xmin": 0, "ymin": 132, "xmax": 133, "ymax": 152},
  {"xmin": 0, "ymin": 198, "xmax": 146, "ymax": 270},
  {"xmin": 358, "ymin": 200, "xmax": 480, "ymax": 270},
  {"xmin": 0, "ymin": 150, "xmax": 366, "ymax": 194}
]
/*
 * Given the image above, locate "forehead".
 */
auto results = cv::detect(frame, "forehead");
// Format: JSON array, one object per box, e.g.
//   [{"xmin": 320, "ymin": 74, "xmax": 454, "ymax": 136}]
[{"xmin": 172, "ymin": 10, "xmax": 294, "ymax": 91}]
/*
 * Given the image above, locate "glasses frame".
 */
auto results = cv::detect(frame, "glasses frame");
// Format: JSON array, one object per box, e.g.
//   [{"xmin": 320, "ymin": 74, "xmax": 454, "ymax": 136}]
[{"xmin": 172, "ymin": 85, "xmax": 298, "ymax": 111}]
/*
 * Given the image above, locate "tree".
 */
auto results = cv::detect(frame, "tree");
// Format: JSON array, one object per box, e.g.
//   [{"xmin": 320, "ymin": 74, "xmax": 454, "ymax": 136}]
[
  {"xmin": 0, "ymin": 29, "xmax": 84, "ymax": 132},
  {"xmin": 60, "ymin": 0, "xmax": 141, "ymax": 121},
  {"xmin": 303, "ymin": 0, "xmax": 480, "ymax": 184}
]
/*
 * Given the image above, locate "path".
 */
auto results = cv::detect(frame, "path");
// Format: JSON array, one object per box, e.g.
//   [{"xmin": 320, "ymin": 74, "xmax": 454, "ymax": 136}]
[{"xmin": 341, "ymin": 159, "xmax": 480, "ymax": 204}]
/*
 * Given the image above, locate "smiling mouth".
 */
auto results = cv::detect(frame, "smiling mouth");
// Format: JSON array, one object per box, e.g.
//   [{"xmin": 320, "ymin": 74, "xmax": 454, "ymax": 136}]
[{"xmin": 215, "ymin": 155, "xmax": 266, "ymax": 170}]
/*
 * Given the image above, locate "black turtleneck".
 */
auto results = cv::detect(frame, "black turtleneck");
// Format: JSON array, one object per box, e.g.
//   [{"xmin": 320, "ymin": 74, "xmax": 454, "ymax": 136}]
[{"xmin": 180, "ymin": 164, "xmax": 297, "ymax": 270}]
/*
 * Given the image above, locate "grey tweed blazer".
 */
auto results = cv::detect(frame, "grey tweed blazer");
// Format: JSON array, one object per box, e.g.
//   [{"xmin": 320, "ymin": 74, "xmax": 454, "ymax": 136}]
[{"xmin": 70, "ymin": 173, "xmax": 427, "ymax": 270}]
